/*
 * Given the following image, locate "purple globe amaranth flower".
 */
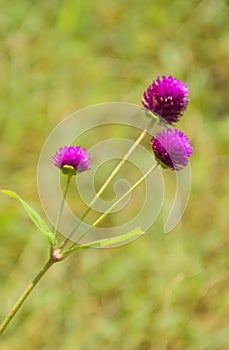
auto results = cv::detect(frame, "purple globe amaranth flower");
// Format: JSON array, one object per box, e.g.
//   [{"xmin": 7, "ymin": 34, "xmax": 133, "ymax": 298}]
[
  {"xmin": 53, "ymin": 146, "xmax": 90, "ymax": 175},
  {"xmin": 151, "ymin": 129, "xmax": 193, "ymax": 171},
  {"xmin": 142, "ymin": 75, "xmax": 189, "ymax": 124}
]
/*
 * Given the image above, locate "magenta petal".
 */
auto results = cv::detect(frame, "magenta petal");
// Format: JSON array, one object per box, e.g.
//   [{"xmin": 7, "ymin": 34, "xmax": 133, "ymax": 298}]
[
  {"xmin": 52, "ymin": 146, "xmax": 91, "ymax": 173},
  {"xmin": 151, "ymin": 129, "xmax": 193, "ymax": 171},
  {"xmin": 142, "ymin": 75, "xmax": 189, "ymax": 124}
]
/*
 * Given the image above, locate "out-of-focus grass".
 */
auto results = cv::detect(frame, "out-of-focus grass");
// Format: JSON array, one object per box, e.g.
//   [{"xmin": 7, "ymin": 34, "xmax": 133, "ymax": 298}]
[{"xmin": 0, "ymin": 0, "xmax": 228, "ymax": 349}]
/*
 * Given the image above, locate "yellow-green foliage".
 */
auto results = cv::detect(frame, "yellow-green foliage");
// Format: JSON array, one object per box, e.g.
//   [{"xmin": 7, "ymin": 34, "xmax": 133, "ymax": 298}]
[{"xmin": 0, "ymin": 0, "xmax": 228, "ymax": 349}]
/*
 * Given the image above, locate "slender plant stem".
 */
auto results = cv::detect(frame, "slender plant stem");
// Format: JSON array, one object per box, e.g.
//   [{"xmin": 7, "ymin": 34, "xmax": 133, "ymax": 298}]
[
  {"xmin": 87, "ymin": 127, "xmax": 149, "ymax": 207},
  {"xmin": 63, "ymin": 162, "xmax": 158, "ymax": 256},
  {"xmin": 0, "ymin": 259, "xmax": 55, "ymax": 335},
  {"xmin": 60, "ymin": 120, "xmax": 154, "ymax": 249},
  {"xmin": 91, "ymin": 162, "xmax": 158, "ymax": 228},
  {"xmin": 54, "ymin": 174, "xmax": 72, "ymax": 243}
]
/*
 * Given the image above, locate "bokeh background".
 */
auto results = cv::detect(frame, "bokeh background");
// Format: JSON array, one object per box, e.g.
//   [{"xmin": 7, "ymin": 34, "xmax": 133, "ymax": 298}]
[{"xmin": 0, "ymin": 0, "xmax": 228, "ymax": 349}]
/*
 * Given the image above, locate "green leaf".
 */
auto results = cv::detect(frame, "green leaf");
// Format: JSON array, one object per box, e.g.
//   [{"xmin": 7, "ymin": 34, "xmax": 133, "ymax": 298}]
[
  {"xmin": 1, "ymin": 190, "xmax": 55, "ymax": 245},
  {"xmin": 82, "ymin": 227, "xmax": 145, "ymax": 249}
]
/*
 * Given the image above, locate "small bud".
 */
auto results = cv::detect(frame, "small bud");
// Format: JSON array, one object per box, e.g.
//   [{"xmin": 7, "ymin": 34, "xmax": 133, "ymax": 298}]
[{"xmin": 52, "ymin": 249, "xmax": 64, "ymax": 261}]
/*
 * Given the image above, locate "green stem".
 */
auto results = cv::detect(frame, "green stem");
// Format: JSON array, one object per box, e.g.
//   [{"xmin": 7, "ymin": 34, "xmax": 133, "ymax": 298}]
[
  {"xmin": 88, "ymin": 126, "xmax": 149, "ymax": 207},
  {"xmin": 0, "ymin": 259, "xmax": 55, "ymax": 335},
  {"xmin": 92, "ymin": 162, "xmax": 158, "ymax": 228},
  {"xmin": 60, "ymin": 120, "xmax": 154, "ymax": 249},
  {"xmin": 63, "ymin": 162, "xmax": 158, "ymax": 256},
  {"xmin": 54, "ymin": 174, "xmax": 72, "ymax": 243}
]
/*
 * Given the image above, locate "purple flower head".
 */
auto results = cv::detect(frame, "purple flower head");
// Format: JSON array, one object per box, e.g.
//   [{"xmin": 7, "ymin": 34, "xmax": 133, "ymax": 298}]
[
  {"xmin": 151, "ymin": 129, "xmax": 193, "ymax": 171},
  {"xmin": 142, "ymin": 75, "xmax": 189, "ymax": 124},
  {"xmin": 53, "ymin": 146, "xmax": 90, "ymax": 175}
]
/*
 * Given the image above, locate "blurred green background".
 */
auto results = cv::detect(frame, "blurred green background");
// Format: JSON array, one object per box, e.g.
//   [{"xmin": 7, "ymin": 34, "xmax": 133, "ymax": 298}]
[{"xmin": 0, "ymin": 0, "xmax": 228, "ymax": 349}]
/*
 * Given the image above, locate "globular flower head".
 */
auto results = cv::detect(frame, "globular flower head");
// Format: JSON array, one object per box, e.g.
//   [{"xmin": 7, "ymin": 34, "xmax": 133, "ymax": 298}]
[
  {"xmin": 151, "ymin": 129, "xmax": 193, "ymax": 171},
  {"xmin": 53, "ymin": 146, "xmax": 91, "ymax": 175},
  {"xmin": 142, "ymin": 75, "xmax": 189, "ymax": 124}
]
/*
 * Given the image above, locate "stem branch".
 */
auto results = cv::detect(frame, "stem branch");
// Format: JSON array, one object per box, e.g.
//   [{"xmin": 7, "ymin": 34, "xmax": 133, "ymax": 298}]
[
  {"xmin": 92, "ymin": 162, "xmax": 158, "ymax": 228},
  {"xmin": 64, "ymin": 162, "xmax": 158, "ymax": 255},
  {"xmin": 60, "ymin": 120, "xmax": 154, "ymax": 248}
]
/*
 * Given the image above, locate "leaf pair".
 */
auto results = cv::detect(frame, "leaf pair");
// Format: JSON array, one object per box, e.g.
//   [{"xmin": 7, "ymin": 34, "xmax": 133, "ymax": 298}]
[{"xmin": 1, "ymin": 190, "xmax": 144, "ymax": 249}]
